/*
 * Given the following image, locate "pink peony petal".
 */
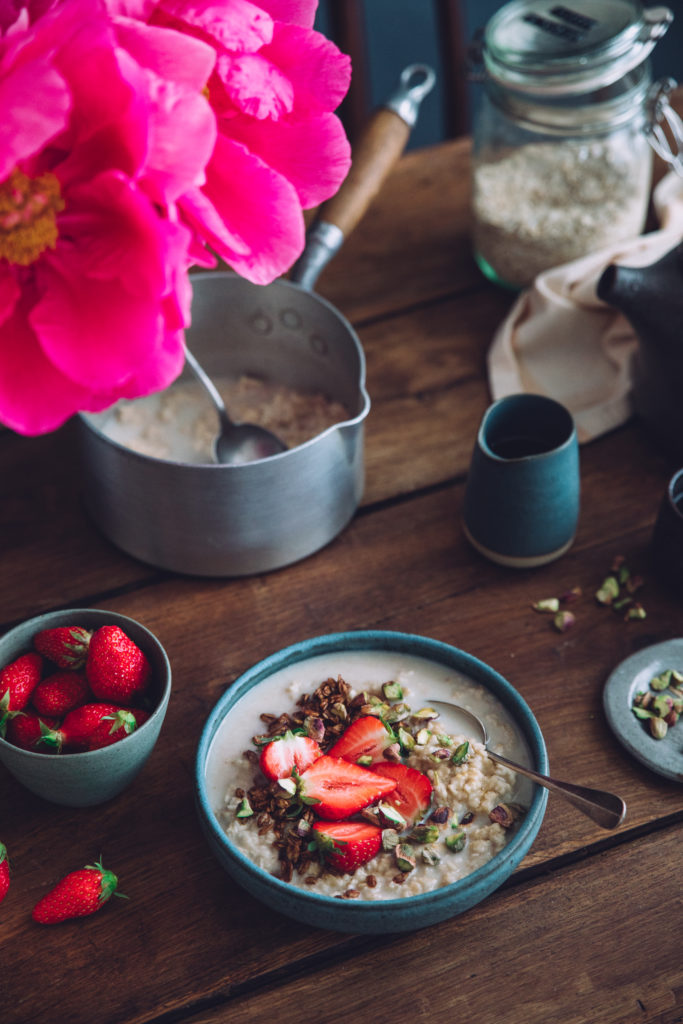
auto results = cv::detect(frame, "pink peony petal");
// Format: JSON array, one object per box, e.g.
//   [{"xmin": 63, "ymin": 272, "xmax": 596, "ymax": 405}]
[
  {"xmin": 0, "ymin": 60, "xmax": 71, "ymax": 180},
  {"xmin": 225, "ymin": 109, "xmax": 350, "ymax": 207},
  {"xmin": 112, "ymin": 16, "xmax": 216, "ymax": 90},
  {"xmin": 141, "ymin": 75, "xmax": 217, "ymax": 201},
  {"xmin": 263, "ymin": 23, "xmax": 351, "ymax": 113},
  {"xmin": 180, "ymin": 135, "xmax": 304, "ymax": 284},
  {"xmin": 0, "ymin": 265, "xmax": 20, "ymax": 329},
  {"xmin": 254, "ymin": 0, "xmax": 317, "ymax": 29},
  {"xmin": 215, "ymin": 50, "xmax": 292, "ymax": 119},
  {"xmin": 157, "ymin": 0, "xmax": 273, "ymax": 52}
]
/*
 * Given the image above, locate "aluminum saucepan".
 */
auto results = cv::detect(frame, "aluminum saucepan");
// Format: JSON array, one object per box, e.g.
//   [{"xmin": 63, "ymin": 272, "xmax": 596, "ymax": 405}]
[{"xmin": 77, "ymin": 65, "xmax": 436, "ymax": 577}]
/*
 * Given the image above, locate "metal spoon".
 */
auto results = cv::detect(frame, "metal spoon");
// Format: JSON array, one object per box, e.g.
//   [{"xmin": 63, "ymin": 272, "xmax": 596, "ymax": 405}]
[
  {"xmin": 184, "ymin": 348, "xmax": 288, "ymax": 465},
  {"xmin": 428, "ymin": 699, "xmax": 626, "ymax": 830}
]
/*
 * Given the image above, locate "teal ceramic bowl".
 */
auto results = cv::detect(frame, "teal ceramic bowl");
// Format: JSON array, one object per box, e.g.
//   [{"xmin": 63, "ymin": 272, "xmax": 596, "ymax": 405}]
[
  {"xmin": 195, "ymin": 630, "xmax": 547, "ymax": 934},
  {"xmin": 0, "ymin": 608, "xmax": 171, "ymax": 807}
]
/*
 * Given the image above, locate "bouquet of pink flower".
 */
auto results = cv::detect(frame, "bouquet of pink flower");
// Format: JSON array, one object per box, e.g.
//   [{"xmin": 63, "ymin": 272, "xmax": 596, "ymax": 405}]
[{"xmin": 0, "ymin": 0, "xmax": 351, "ymax": 434}]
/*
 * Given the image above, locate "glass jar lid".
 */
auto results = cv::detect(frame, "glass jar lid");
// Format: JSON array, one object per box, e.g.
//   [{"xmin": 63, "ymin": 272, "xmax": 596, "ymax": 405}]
[{"xmin": 483, "ymin": 1, "xmax": 673, "ymax": 94}]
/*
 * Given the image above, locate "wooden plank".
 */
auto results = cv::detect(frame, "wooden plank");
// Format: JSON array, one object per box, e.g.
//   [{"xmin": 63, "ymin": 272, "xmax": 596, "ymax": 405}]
[{"xmin": 189, "ymin": 823, "xmax": 683, "ymax": 1024}]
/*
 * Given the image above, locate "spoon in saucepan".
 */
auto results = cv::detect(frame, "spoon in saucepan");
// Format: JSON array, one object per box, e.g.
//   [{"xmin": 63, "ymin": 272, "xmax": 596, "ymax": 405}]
[
  {"xmin": 184, "ymin": 348, "xmax": 288, "ymax": 465},
  {"xmin": 428, "ymin": 699, "xmax": 626, "ymax": 830}
]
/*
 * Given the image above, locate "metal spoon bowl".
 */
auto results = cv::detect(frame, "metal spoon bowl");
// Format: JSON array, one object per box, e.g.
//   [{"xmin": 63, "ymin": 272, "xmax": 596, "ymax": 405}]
[
  {"xmin": 184, "ymin": 348, "xmax": 288, "ymax": 465},
  {"xmin": 429, "ymin": 698, "xmax": 626, "ymax": 830}
]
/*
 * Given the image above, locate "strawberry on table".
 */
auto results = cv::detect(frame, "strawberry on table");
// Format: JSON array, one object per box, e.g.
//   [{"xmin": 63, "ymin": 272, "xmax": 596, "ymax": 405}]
[
  {"xmin": 49, "ymin": 703, "xmax": 145, "ymax": 753},
  {"xmin": 259, "ymin": 730, "xmax": 322, "ymax": 781},
  {"xmin": 31, "ymin": 671, "xmax": 89, "ymax": 717},
  {"xmin": 86, "ymin": 626, "xmax": 151, "ymax": 704},
  {"xmin": 327, "ymin": 715, "xmax": 396, "ymax": 765},
  {"xmin": 6, "ymin": 712, "xmax": 59, "ymax": 752},
  {"xmin": 370, "ymin": 762, "xmax": 433, "ymax": 827},
  {"xmin": 32, "ymin": 860, "xmax": 121, "ymax": 924},
  {"xmin": 0, "ymin": 653, "xmax": 43, "ymax": 735},
  {"xmin": 311, "ymin": 821, "xmax": 382, "ymax": 873},
  {"xmin": 295, "ymin": 755, "xmax": 398, "ymax": 821},
  {"xmin": 33, "ymin": 626, "xmax": 92, "ymax": 670},
  {"xmin": 0, "ymin": 842, "xmax": 9, "ymax": 904}
]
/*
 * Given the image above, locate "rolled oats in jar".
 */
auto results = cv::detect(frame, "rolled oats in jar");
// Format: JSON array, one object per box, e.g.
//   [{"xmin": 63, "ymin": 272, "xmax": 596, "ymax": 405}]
[{"xmin": 470, "ymin": 0, "xmax": 682, "ymax": 289}]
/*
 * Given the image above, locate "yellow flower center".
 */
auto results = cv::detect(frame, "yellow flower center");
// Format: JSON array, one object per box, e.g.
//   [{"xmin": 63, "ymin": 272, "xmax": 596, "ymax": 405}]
[{"xmin": 0, "ymin": 168, "xmax": 65, "ymax": 266}]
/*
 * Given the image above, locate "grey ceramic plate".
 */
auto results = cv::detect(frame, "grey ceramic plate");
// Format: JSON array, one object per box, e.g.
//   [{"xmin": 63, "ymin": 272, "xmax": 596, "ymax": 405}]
[{"xmin": 603, "ymin": 639, "xmax": 683, "ymax": 783}]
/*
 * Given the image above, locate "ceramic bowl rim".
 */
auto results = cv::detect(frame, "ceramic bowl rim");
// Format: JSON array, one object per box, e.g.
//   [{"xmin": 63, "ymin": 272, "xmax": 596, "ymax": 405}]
[
  {"xmin": 0, "ymin": 607, "xmax": 171, "ymax": 763},
  {"xmin": 195, "ymin": 629, "xmax": 548, "ymax": 914}
]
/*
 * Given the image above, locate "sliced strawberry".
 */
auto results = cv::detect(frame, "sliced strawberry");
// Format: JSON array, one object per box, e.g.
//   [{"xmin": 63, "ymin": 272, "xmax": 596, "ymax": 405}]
[
  {"xmin": 297, "ymin": 755, "xmax": 397, "ymax": 821},
  {"xmin": 311, "ymin": 821, "xmax": 382, "ymax": 873},
  {"xmin": 327, "ymin": 716, "xmax": 395, "ymax": 764},
  {"xmin": 259, "ymin": 730, "xmax": 322, "ymax": 781},
  {"xmin": 371, "ymin": 762, "xmax": 433, "ymax": 827}
]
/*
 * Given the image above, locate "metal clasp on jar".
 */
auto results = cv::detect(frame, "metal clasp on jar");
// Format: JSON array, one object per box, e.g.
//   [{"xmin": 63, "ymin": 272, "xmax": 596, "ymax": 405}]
[{"xmin": 646, "ymin": 77, "xmax": 683, "ymax": 176}]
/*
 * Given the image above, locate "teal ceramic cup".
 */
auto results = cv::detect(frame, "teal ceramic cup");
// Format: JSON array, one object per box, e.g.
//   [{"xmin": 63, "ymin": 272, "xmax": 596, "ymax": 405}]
[
  {"xmin": 0, "ymin": 608, "xmax": 171, "ymax": 806},
  {"xmin": 463, "ymin": 394, "xmax": 580, "ymax": 568}
]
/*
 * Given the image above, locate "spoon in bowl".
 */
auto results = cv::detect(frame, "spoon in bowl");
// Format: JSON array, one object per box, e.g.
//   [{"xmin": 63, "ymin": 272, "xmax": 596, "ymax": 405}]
[
  {"xmin": 184, "ymin": 348, "xmax": 288, "ymax": 465},
  {"xmin": 428, "ymin": 698, "xmax": 626, "ymax": 830}
]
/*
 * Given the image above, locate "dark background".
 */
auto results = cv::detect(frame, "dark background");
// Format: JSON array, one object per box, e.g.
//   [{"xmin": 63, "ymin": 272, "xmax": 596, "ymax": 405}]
[{"xmin": 314, "ymin": 0, "xmax": 683, "ymax": 149}]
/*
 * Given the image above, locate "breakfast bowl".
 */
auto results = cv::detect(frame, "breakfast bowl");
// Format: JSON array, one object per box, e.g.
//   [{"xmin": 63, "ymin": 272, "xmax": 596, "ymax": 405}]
[
  {"xmin": 195, "ymin": 630, "xmax": 548, "ymax": 933},
  {"xmin": 0, "ymin": 608, "xmax": 171, "ymax": 807}
]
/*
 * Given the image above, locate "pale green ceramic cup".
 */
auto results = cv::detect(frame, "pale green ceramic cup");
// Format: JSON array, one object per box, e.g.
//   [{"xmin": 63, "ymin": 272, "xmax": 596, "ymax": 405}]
[{"xmin": 0, "ymin": 608, "xmax": 171, "ymax": 806}]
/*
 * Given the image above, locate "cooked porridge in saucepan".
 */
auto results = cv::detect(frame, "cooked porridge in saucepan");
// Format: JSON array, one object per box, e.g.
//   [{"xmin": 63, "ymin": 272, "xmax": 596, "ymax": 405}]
[{"xmin": 206, "ymin": 652, "xmax": 534, "ymax": 901}]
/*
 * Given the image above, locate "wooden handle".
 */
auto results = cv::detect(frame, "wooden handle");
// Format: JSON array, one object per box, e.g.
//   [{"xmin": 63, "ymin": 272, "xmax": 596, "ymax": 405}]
[{"xmin": 317, "ymin": 107, "xmax": 411, "ymax": 238}]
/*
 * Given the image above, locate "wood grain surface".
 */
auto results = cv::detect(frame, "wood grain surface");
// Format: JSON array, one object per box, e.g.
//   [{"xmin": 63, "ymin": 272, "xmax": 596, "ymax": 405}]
[{"xmin": 1, "ymin": 123, "xmax": 682, "ymax": 1024}]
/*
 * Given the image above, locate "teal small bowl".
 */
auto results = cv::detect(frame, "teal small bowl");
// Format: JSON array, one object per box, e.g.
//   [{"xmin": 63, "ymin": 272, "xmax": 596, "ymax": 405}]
[
  {"xmin": 195, "ymin": 630, "xmax": 547, "ymax": 934},
  {"xmin": 0, "ymin": 608, "xmax": 171, "ymax": 807}
]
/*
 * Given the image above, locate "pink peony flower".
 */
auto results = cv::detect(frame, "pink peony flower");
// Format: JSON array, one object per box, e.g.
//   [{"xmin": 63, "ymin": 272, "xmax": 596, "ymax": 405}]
[{"xmin": 0, "ymin": 0, "xmax": 351, "ymax": 434}]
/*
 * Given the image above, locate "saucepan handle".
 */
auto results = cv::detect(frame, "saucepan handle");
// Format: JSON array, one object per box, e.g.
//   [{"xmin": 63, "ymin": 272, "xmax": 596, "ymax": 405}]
[{"xmin": 289, "ymin": 63, "xmax": 436, "ymax": 291}]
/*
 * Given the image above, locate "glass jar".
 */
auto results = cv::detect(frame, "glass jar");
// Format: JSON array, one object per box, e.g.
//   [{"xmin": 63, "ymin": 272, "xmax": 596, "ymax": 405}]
[{"xmin": 471, "ymin": 0, "xmax": 682, "ymax": 289}]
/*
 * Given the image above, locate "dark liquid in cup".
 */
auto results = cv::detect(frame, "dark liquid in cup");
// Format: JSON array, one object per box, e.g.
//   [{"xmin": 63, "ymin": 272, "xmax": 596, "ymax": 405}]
[{"xmin": 491, "ymin": 435, "xmax": 552, "ymax": 458}]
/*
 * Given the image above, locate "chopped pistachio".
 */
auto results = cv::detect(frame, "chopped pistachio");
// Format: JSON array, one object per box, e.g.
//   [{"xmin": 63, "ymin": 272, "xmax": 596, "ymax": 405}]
[
  {"xmin": 451, "ymin": 741, "xmax": 469, "ymax": 765},
  {"xmin": 612, "ymin": 596, "xmax": 633, "ymax": 612},
  {"xmin": 652, "ymin": 694, "xmax": 673, "ymax": 718},
  {"xmin": 665, "ymin": 708, "xmax": 680, "ymax": 728},
  {"xmin": 489, "ymin": 804, "xmax": 515, "ymax": 828},
  {"xmin": 415, "ymin": 727, "xmax": 432, "ymax": 746},
  {"xmin": 331, "ymin": 702, "xmax": 347, "ymax": 721},
  {"xmin": 430, "ymin": 748, "xmax": 452, "ymax": 762},
  {"xmin": 304, "ymin": 716, "xmax": 325, "ymax": 744},
  {"xmin": 632, "ymin": 706, "xmax": 654, "ymax": 720},
  {"xmin": 235, "ymin": 797, "xmax": 254, "ymax": 819},
  {"xmin": 397, "ymin": 726, "xmax": 415, "ymax": 752},
  {"xmin": 649, "ymin": 717, "xmax": 668, "ymax": 740},
  {"xmin": 559, "ymin": 586, "xmax": 582, "ymax": 604},
  {"xmin": 445, "ymin": 829, "xmax": 466, "ymax": 852},
  {"xmin": 356, "ymin": 755, "xmax": 373, "ymax": 767},
  {"xmin": 595, "ymin": 576, "xmax": 620, "ymax": 605},
  {"xmin": 532, "ymin": 597, "xmax": 559, "ymax": 613},
  {"xmin": 378, "ymin": 802, "xmax": 407, "ymax": 830},
  {"xmin": 381, "ymin": 828, "xmax": 400, "ymax": 851},
  {"xmin": 553, "ymin": 610, "xmax": 575, "ymax": 633},
  {"xmin": 384, "ymin": 702, "xmax": 411, "ymax": 723},
  {"xmin": 435, "ymin": 733, "xmax": 453, "ymax": 747},
  {"xmin": 421, "ymin": 847, "xmax": 440, "ymax": 866},
  {"xmin": 382, "ymin": 681, "xmax": 403, "ymax": 701},
  {"xmin": 395, "ymin": 844, "xmax": 416, "ymax": 873},
  {"xmin": 412, "ymin": 707, "xmax": 439, "ymax": 721},
  {"xmin": 429, "ymin": 805, "xmax": 451, "ymax": 825},
  {"xmin": 617, "ymin": 563, "xmax": 631, "ymax": 585},
  {"xmin": 295, "ymin": 818, "xmax": 311, "ymax": 837},
  {"xmin": 624, "ymin": 603, "xmax": 646, "ymax": 621},
  {"xmin": 409, "ymin": 824, "xmax": 441, "ymax": 844},
  {"xmin": 650, "ymin": 671, "xmax": 673, "ymax": 691},
  {"xmin": 382, "ymin": 742, "xmax": 402, "ymax": 762}
]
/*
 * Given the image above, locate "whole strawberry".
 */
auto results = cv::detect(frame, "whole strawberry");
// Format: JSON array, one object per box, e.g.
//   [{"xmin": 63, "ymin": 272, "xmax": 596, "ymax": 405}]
[
  {"xmin": 86, "ymin": 626, "xmax": 151, "ymax": 704},
  {"xmin": 32, "ymin": 860, "xmax": 120, "ymax": 924},
  {"xmin": 52, "ymin": 703, "xmax": 147, "ymax": 753},
  {"xmin": 0, "ymin": 842, "xmax": 9, "ymax": 904},
  {"xmin": 6, "ymin": 711, "xmax": 59, "ymax": 752},
  {"xmin": 0, "ymin": 653, "xmax": 43, "ymax": 735},
  {"xmin": 32, "ymin": 671, "xmax": 89, "ymax": 717},
  {"xmin": 33, "ymin": 626, "xmax": 92, "ymax": 670}
]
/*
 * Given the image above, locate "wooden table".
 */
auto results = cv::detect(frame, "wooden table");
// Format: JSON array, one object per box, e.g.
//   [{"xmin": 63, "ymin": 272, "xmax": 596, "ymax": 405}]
[{"xmin": 2, "ymin": 134, "xmax": 682, "ymax": 1024}]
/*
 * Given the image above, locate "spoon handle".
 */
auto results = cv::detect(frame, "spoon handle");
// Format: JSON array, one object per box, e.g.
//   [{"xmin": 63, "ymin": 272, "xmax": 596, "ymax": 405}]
[{"xmin": 486, "ymin": 750, "xmax": 626, "ymax": 830}]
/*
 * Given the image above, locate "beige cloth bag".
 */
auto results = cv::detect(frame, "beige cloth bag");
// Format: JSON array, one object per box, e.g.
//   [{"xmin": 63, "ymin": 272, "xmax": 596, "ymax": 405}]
[{"xmin": 487, "ymin": 171, "xmax": 683, "ymax": 443}]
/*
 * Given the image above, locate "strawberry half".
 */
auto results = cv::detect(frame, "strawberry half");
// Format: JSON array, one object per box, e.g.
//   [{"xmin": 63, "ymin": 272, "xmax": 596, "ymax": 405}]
[
  {"xmin": 33, "ymin": 626, "xmax": 92, "ymax": 670},
  {"xmin": 327, "ymin": 715, "xmax": 395, "ymax": 764},
  {"xmin": 0, "ymin": 842, "xmax": 9, "ymax": 904},
  {"xmin": 0, "ymin": 653, "xmax": 43, "ymax": 735},
  {"xmin": 31, "ymin": 671, "xmax": 89, "ymax": 717},
  {"xmin": 32, "ymin": 860, "xmax": 120, "ymax": 924},
  {"xmin": 259, "ymin": 730, "xmax": 322, "ymax": 781},
  {"xmin": 296, "ymin": 755, "xmax": 398, "ymax": 821},
  {"xmin": 311, "ymin": 821, "xmax": 382, "ymax": 873},
  {"xmin": 86, "ymin": 625, "xmax": 151, "ymax": 705},
  {"xmin": 371, "ymin": 762, "xmax": 433, "ymax": 827}
]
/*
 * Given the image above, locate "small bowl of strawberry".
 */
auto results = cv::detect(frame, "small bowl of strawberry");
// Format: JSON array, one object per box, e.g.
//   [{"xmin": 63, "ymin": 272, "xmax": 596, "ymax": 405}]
[{"xmin": 0, "ymin": 608, "xmax": 171, "ymax": 806}]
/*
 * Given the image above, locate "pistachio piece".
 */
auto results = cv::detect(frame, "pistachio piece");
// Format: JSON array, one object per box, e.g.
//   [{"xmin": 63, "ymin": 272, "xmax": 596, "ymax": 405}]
[
  {"xmin": 595, "ymin": 576, "xmax": 619, "ymax": 605},
  {"xmin": 489, "ymin": 804, "xmax": 515, "ymax": 828},
  {"xmin": 632, "ymin": 706, "xmax": 654, "ymax": 720},
  {"xmin": 664, "ymin": 708, "xmax": 679, "ymax": 728},
  {"xmin": 625, "ymin": 603, "xmax": 646, "ymax": 621},
  {"xmin": 397, "ymin": 726, "xmax": 415, "ymax": 752},
  {"xmin": 384, "ymin": 702, "xmax": 411, "ymax": 723},
  {"xmin": 395, "ymin": 844, "xmax": 416, "ymax": 873},
  {"xmin": 356, "ymin": 755, "xmax": 373, "ymax": 767},
  {"xmin": 553, "ymin": 610, "xmax": 575, "ymax": 633},
  {"xmin": 652, "ymin": 694, "xmax": 673, "ymax": 718},
  {"xmin": 382, "ymin": 681, "xmax": 403, "ymax": 701},
  {"xmin": 435, "ymin": 733, "xmax": 453, "ymax": 747},
  {"xmin": 451, "ymin": 741, "xmax": 469, "ymax": 765},
  {"xmin": 415, "ymin": 727, "xmax": 431, "ymax": 746},
  {"xmin": 650, "ymin": 671, "xmax": 672, "ymax": 692},
  {"xmin": 304, "ymin": 716, "xmax": 325, "ymax": 744},
  {"xmin": 409, "ymin": 824, "xmax": 441, "ymax": 844},
  {"xmin": 381, "ymin": 829, "xmax": 400, "ymax": 852},
  {"xmin": 429, "ymin": 805, "xmax": 451, "ymax": 825},
  {"xmin": 532, "ymin": 598, "xmax": 559, "ymax": 613},
  {"xmin": 331, "ymin": 702, "xmax": 347, "ymax": 721},
  {"xmin": 235, "ymin": 797, "xmax": 254, "ymax": 819},
  {"xmin": 378, "ymin": 802, "xmax": 407, "ymax": 830},
  {"xmin": 649, "ymin": 717, "xmax": 668, "ymax": 740},
  {"xmin": 559, "ymin": 586, "xmax": 582, "ymax": 604},
  {"xmin": 430, "ymin": 748, "xmax": 452, "ymax": 762},
  {"xmin": 295, "ymin": 818, "xmax": 311, "ymax": 837},
  {"xmin": 421, "ymin": 847, "xmax": 440, "ymax": 866},
  {"xmin": 412, "ymin": 707, "xmax": 439, "ymax": 721},
  {"xmin": 445, "ymin": 828, "xmax": 466, "ymax": 852},
  {"xmin": 382, "ymin": 742, "xmax": 402, "ymax": 762}
]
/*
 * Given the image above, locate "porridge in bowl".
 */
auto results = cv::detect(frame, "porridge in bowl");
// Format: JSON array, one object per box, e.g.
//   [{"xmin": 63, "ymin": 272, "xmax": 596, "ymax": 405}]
[{"xmin": 206, "ymin": 650, "xmax": 534, "ymax": 901}]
